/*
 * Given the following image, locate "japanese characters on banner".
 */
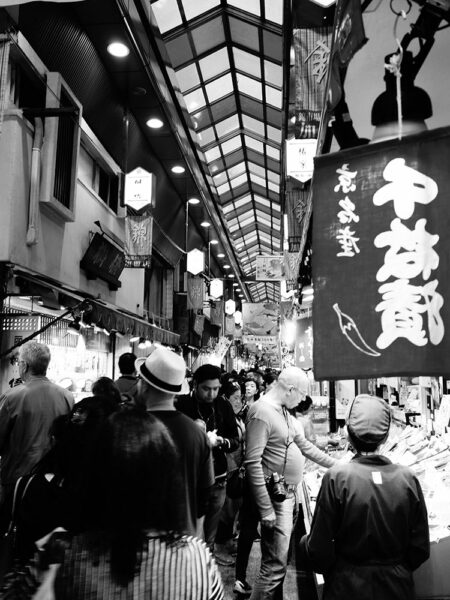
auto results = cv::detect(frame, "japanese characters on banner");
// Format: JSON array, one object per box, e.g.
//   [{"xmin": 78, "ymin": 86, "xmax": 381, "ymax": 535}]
[
  {"xmin": 125, "ymin": 215, "xmax": 153, "ymax": 267},
  {"xmin": 312, "ymin": 127, "xmax": 450, "ymax": 380},
  {"xmin": 255, "ymin": 256, "xmax": 285, "ymax": 281},
  {"xmin": 187, "ymin": 277, "xmax": 205, "ymax": 310}
]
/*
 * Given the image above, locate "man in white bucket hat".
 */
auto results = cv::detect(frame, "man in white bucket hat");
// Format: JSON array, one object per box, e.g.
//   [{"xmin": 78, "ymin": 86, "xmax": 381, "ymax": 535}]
[{"xmin": 135, "ymin": 346, "xmax": 214, "ymax": 537}]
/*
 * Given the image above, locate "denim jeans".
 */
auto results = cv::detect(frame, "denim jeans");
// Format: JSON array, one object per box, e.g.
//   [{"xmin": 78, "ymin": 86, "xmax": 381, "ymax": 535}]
[
  {"xmin": 249, "ymin": 489, "xmax": 298, "ymax": 600},
  {"xmin": 204, "ymin": 478, "xmax": 227, "ymax": 550}
]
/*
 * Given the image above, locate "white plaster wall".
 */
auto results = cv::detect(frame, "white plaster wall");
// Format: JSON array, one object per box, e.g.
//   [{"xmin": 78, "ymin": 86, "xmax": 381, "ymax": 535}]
[
  {"xmin": 0, "ymin": 112, "xmax": 145, "ymax": 315},
  {"xmin": 345, "ymin": 2, "xmax": 450, "ymax": 141}
]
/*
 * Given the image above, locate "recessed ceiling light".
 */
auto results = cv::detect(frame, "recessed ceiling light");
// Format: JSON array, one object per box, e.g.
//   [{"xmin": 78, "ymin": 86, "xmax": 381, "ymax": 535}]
[
  {"xmin": 146, "ymin": 118, "xmax": 164, "ymax": 129},
  {"xmin": 171, "ymin": 165, "xmax": 185, "ymax": 174},
  {"xmin": 236, "ymin": 288, "xmax": 241, "ymax": 291},
  {"xmin": 223, "ymin": 264, "xmax": 231, "ymax": 269},
  {"xmin": 228, "ymin": 274, "xmax": 235, "ymax": 278},
  {"xmin": 188, "ymin": 197, "xmax": 200, "ymax": 205},
  {"xmin": 200, "ymin": 221, "xmax": 211, "ymax": 228},
  {"xmin": 217, "ymin": 253, "xmax": 225, "ymax": 258},
  {"xmin": 107, "ymin": 42, "xmax": 130, "ymax": 57},
  {"xmin": 209, "ymin": 239, "xmax": 219, "ymax": 245},
  {"xmin": 233, "ymin": 283, "xmax": 239, "ymax": 287}
]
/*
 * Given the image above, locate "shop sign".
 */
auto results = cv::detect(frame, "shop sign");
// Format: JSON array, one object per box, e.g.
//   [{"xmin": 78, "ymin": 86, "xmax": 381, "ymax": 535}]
[
  {"xmin": 255, "ymin": 255, "xmax": 285, "ymax": 281},
  {"xmin": 242, "ymin": 302, "xmax": 279, "ymax": 337},
  {"xmin": 80, "ymin": 233, "xmax": 125, "ymax": 290},
  {"xmin": 124, "ymin": 167, "xmax": 155, "ymax": 211},
  {"xmin": 312, "ymin": 126, "xmax": 450, "ymax": 379},
  {"xmin": 243, "ymin": 335, "xmax": 278, "ymax": 345},
  {"xmin": 286, "ymin": 139, "xmax": 317, "ymax": 183}
]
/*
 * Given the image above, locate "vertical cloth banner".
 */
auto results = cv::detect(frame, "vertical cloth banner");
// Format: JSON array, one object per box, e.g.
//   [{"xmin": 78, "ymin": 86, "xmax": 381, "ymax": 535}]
[
  {"xmin": 293, "ymin": 26, "xmax": 333, "ymax": 139},
  {"xmin": 224, "ymin": 315, "xmax": 235, "ymax": 336},
  {"xmin": 210, "ymin": 301, "xmax": 224, "ymax": 327},
  {"xmin": 193, "ymin": 313, "xmax": 205, "ymax": 337},
  {"xmin": 312, "ymin": 126, "xmax": 450, "ymax": 380},
  {"xmin": 187, "ymin": 277, "xmax": 205, "ymax": 310},
  {"xmin": 295, "ymin": 316, "xmax": 313, "ymax": 370},
  {"xmin": 125, "ymin": 214, "xmax": 153, "ymax": 267}
]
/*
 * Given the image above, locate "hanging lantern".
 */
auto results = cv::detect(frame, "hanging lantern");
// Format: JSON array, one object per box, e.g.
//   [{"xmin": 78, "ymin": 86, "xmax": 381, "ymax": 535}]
[
  {"xmin": 234, "ymin": 310, "xmax": 242, "ymax": 326},
  {"xmin": 225, "ymin": 299, "xmax": 236, "ymax": 315},
  {"xmin": 210, "ymin": 278, "xmax": 224, "ymax": 299},
  {"xmin": 187, "ymin": 249, "xmax": 205, "ymax": 275}
]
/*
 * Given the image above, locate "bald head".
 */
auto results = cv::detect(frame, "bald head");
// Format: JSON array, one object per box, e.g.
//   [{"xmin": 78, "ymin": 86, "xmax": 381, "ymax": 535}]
[{"xmin": 273, "ymin": 367, "xmax": 309, "ymax": 409}]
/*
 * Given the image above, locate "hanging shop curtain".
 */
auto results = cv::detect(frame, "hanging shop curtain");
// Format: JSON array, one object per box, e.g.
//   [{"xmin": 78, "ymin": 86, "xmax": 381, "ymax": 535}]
[{"xmin": 312, "ymin": 126, "xmax": 450, "ymax": 380}]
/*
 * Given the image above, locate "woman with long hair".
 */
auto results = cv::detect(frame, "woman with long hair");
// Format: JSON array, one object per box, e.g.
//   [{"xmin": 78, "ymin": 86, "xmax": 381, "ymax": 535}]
[{"xmin": 53, "ymin": 410, "xmax": 224, "ymax": 599}]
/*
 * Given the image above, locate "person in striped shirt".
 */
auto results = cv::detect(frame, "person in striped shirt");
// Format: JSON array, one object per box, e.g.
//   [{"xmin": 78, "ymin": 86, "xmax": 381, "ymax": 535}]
[{"xmin": 51, "ymin": 410, "xmax": 224, "ymax": 599}]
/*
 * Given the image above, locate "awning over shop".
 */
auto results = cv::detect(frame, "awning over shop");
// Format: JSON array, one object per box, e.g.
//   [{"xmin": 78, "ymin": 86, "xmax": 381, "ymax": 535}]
[{"xmin": 8, "ymin": 266, "xmax": 180, "ymax": 347}]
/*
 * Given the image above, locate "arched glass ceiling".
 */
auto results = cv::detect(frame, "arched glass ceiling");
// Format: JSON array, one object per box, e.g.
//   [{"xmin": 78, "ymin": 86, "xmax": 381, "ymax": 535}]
[{"xmin": 152, "ymin": 0, "xmax": 285, "ymax": 303}]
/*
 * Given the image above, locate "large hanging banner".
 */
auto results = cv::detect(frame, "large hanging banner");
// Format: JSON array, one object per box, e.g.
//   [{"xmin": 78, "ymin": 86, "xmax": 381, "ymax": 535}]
[
  {"xmin": 187, "ymin": 277, "xmax": 205, "ymax": 310},
  {"xmin": 312, "ymin": 127, "xmax": 450, "ymax": 380},
  {"xmin": 125, "ymin": 214, "xmax": 153, "ymax": 268},
  {"xmin": 255, "ymin": 256, "xmax": 285, "ymax": 281}
]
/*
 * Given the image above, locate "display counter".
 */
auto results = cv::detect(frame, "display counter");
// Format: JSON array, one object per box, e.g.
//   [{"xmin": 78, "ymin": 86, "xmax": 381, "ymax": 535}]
[{"xmin": 301, "ymin": 427, "xmax": 450, "ymax": 600}]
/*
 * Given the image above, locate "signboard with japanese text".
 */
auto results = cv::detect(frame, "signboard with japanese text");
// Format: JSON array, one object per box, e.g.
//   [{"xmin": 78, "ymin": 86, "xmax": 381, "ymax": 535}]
[
  {"xmin": 242, "ymin": 303, "xmax": 279, "ymax": 337},
  {"xmin": 124, "ymin": 167, "xmax": 155, "ymax": 211},
  {"xmin": 312, "ymin": 127, "xmax": 450, "ymax": 380},
  {"xmin": 255, "ymin": 256, "xmax": 285, "ymax": 281}
]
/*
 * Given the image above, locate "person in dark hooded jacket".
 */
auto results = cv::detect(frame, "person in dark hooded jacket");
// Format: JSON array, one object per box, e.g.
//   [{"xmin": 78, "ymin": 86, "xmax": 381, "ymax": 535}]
[{"xmin": 299, "ymin": 394, "xmax": 430, "ymax": 600}]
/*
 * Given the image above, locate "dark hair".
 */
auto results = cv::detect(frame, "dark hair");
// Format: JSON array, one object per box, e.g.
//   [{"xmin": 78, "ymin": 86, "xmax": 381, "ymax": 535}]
[
  {"xmin": 118, "ymin": 352, "xmax": 137, "ymax": 375},
  {"xmin": 92, "ymin": 377, "xmax": 122, "ymax": 404},
  {"xmin": 222, "ymin": 380, "xmax": 242, "ymax": 399},
  {"xmin": 264, "ymin": 372, "xmax": 278, "ymax": 386},
  {"xmin": 84, "ymin": 410, "xmax": 183, "ymax": 584},
  {"xmin": 193, "ymin": 364, "xmax": 221, "ymax": 384},
  {"xmin": 296, "ymin": 395, "xmax": 313, "ymax": 414}
]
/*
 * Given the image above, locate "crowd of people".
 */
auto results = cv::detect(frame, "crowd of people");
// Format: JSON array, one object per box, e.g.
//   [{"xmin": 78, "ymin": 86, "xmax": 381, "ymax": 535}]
[{"xmin": 0, "ymin": 340, "xmax": 430, "ymax": 599}]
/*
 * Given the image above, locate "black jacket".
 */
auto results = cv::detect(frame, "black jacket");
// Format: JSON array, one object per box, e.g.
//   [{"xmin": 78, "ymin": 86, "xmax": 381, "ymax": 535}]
[{"xmin": 176, "ymin": 393, "xmax": 239, "ymax": 479}]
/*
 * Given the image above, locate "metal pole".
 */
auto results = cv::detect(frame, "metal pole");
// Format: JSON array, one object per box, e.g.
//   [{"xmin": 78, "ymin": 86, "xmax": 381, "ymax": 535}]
[{"xmin": 185, "ymin": 201, "xmax": 189, "ymax": 253}]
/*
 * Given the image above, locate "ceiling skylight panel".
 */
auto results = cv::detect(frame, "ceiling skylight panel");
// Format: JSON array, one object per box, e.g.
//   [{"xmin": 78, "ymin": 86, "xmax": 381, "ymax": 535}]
[
  {"xmin": 222, "ymin": 202, "xmax": 235, "ymax": 214},
  {"xmin": 152, "ymin": 0, "xmax": 182, "ymax": 34},
  {"xmin": 248, "ymin": 162, "xmax": 266, "ymax": 178},
  {"xmin": 233, "ymin": 48, "xmax": 261, "ymax": 78},
  {"xmin": 220, "ymin": 135, "xmax": 241, "ymax": 155},
  {"xmin": 176, "ymin": 64, "xmax": 200, "ymax": 93},
  {"xmin": 234, "ymin": 195, "xmax": 252, "ymax": 209},
  {"xmin": 265, "ymin": 85, "xmax": 282, "ymax": 108},
  {"xmin": 264, "ymin": 59, "xmax": 282, "ymax": 88},
  {"xmin": 267, "ymin": 170, "xmax": 280, "ymax": 184},
  {"xmin": 266, "ymin": 144, "xmax": 280, "ymax": 160},
  {"xmin": 182, "ymin": 0, "xmax": 220, "ymax": 20},
  {"xmin": 268, "ymin": 181, "xmax": 280, "ymax": 193},
  {"xmin": 250, "ymin": 173, "xmax": 266, "ymax": 188},
  {"xmin": 213, "ymin": 171, "xmax": 228, "ymax": 186},
  {"xmin": 242, "ymin": 115, "xmax": 264, "ymax": 136},
  {"xmin": 240, "ymin": 215, "xmax": 255, "ymax": 228},
  {"xmin": 267, "ymin": 124, "xmax": 282, "ymax": 144},
  {"xmin": 215, "ymin": 115, "xmax": 240, "ymax": 138},
  {"xmin": 205, "ymin": 146, "xmax": 221, "ymax": 163},
  {"xmin": 206, "ymin": 73, "xmax": 234, "ymax": 103},
  {"xmin": 185, "ymin": 87, "xmax": 207, "ymax": 113},
  {"xmin": 237, "ymin": 74, "xmax": 262, "ymax": 100},
  {"xmin": 244, "ymin": 136, "xmax": 264, "ymax": 153},
  {"xmin": 197, "ymin": 127, "xmax": 216, "ymax": 147},
  {"xmin": 227, "ymin": 0, "xmax": 261, "ymax": 16},
  {"xmin": 229, "ymin": 222, "xmax": 240, "ymax": 232},
  {"xmin": 199, "ymin": 47, "xmax": 230, "ymax": 81},
  {"xmin": 230, "ymin": 173, "xmax": 248, "ymax": 188},
  {"xmin": 217, "ymin": 182, "xmax": 231, "ymax": 195},
  {"xmin": 264, "ymin": 0, "xmax": 283, "ymax": 25},
  {"xmin": 227, "ymin": 162, "xmax": 246, "ymax": 179}
]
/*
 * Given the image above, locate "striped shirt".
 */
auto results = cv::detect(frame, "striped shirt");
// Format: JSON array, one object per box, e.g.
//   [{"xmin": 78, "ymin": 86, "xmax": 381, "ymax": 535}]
[{"xmin": 54, "ymin": 533, "xmax": 224, "ymax": 600}]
